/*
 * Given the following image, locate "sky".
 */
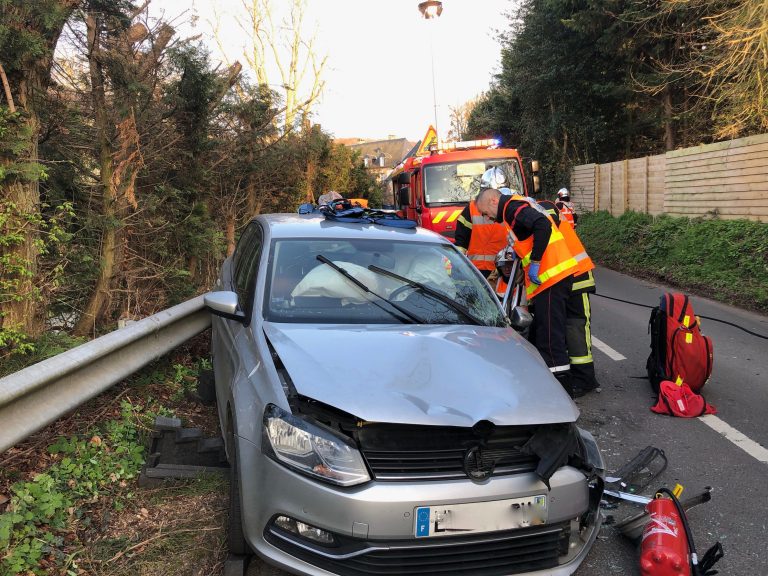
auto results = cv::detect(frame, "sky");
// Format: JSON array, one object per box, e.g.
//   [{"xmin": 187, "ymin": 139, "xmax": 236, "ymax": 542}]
[{"xmin": 153, "ymin": 0, "xmax": 514, "ymax": 142}]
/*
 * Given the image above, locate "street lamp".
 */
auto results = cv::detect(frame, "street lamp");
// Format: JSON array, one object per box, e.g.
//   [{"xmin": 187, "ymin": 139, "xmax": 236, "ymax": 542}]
[
  {"xmin": 418, "ymin": 1, "xmax": 443, "ymax": 19},
  {"xmin": 418, "ymin": 1, "xmax": 442, "ymax": 139}
]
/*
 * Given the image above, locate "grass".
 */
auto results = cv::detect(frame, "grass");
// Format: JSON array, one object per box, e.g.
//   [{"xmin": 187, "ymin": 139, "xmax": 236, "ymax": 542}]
[
  {"xmin": 80, "ymin": 475, "xmax": 227, "ymax": 576},
  {"xmin": 577, "ymin": 211, "xmax": 768, "ymax": 313},
  {"xmin": 0, "ymin": 335, "xmax": 226, "ymax": 576},
  {"xmin": 0, "ymin": 332, "xmax": 86, "ymax": 378}
]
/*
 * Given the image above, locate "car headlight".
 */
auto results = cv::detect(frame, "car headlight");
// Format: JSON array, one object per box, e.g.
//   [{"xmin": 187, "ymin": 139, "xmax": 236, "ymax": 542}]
[{"xmin": 263, "ymin": 404, "xmax": 370, "ymax": 487}]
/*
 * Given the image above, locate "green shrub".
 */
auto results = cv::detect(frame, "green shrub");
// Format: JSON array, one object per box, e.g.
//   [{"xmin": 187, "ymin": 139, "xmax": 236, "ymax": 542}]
[
  {"xmin": 578, "ymin": 211, "xmax": 768, "ymax": 312},
  {"xmin": 0, "ymin": 400, "xmax": 162, "ymax": 575}
]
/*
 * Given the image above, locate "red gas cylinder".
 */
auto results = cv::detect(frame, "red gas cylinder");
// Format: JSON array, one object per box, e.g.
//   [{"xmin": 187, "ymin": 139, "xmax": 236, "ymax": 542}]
[{"xmin": 639, "ymin": 497, "xmax": 691, "ymax": 576}]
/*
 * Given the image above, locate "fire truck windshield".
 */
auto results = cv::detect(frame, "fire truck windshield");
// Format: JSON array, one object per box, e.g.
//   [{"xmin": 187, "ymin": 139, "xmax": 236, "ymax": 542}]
[{"xmin": 423, "ymin": 158, "xmax": 524, "ymax": 206}]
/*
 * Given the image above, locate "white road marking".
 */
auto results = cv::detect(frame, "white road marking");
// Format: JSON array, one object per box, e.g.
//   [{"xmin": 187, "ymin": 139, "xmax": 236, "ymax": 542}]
[
  {"xmin": 699, "ymin": 414, "xmax": 768, "ymax": 464},
  {"xmin": 591, "ymin": 336, "xmax": 627, "ymax": 361}
]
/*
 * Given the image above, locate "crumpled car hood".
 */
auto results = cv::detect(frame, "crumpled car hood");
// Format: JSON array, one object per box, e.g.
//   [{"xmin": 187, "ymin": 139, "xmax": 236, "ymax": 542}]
[{"xmin": 263, "ymin": 323, "xmax": 579, "ymax": 427}]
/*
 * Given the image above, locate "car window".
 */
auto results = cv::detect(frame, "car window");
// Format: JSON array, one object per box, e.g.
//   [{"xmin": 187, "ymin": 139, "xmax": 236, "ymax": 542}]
[
  {"xmin": 265, "ymin": 238, "xmax": 506, "ymax": 326},
  {"xmin": 233, "ymin": 223, "xmax": 263, "ymax": 316},
  {"xmin": 232, "ymin": 222, "xmax": 260, "ymax": 276}
]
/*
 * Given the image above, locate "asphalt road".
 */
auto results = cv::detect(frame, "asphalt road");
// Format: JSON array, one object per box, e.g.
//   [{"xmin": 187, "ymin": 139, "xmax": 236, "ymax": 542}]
[
  {"xmin": 574, "ymin": 266, "xmax": 768, "ymax": 576},
  {"xmin": 247, "ymin": 265, "xmax": 768, "ymax": 576}
]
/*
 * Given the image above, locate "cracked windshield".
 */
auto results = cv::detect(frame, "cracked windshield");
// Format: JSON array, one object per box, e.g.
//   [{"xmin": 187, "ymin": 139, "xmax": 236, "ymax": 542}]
[
  {"xmin": 423, "ymin": 158, "xmax": 524, "ymax": 205},
  {"xmin": 267, "ymin": 238, "xmax": 505, "ymax": 326}
]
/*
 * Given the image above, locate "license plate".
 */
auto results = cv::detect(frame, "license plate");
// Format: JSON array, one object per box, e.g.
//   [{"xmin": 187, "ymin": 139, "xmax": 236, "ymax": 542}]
[{"xmin": 414, "ymin": 495, "xmax": 548, "ymax": 538}]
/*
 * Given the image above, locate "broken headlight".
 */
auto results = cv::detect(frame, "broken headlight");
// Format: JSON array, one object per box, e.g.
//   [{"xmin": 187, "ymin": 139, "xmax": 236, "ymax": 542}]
[{"xmin": 263, "ymin": 404, "xmax": 370, "ymax": 487}]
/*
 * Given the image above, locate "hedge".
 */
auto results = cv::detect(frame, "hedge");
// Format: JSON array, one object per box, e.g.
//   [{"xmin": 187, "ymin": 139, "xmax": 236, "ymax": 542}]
[{"xmin": 577, "ymin": 211, "xmax": 768, "ymax": 313}]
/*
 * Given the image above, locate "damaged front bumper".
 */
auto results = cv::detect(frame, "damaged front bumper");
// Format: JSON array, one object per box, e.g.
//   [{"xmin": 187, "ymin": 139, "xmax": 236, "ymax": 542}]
[{"xmin": 239, "ymin": 424, "xmax": 604, "ymax": 576}]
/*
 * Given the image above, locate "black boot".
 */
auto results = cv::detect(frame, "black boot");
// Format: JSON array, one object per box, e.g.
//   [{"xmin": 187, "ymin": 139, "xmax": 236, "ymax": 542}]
[
  {"xmin": 570, "ymin": 363, "xmax": 601, "ymax": 394},
  {"xmin": 554, "ymin": 371, "xmax": 584, "ymax": 398}
]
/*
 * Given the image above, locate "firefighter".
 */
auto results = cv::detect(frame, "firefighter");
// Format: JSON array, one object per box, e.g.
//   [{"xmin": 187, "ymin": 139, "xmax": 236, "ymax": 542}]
[
  {"xmin": 455, "ymin": 198, "xmax": 508, "ymax": 279},
  {"xmin": 455, "ymin": 168, "xmax": 511, "ymax": 297},
  {"xmin": 538, "ymin": 199, "xmax": 600, "ymax": 396},
  {"xmin": 476, "ymin": 187, "xmax": 594, "ymax": 396},
  {"xmin": 555, "ymin": 188, "xmax": 577, "ymax": 227}
]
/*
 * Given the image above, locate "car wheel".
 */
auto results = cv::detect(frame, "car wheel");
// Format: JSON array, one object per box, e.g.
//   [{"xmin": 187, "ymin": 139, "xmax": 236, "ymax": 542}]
[
  {"xmin": 196, "ymin": 368, "xmax": 216, "ymax": 405},
  {"xmin": 228, "ymin": 433, "xmax": 250, "ymax": 555},
  {"xmin": 245, "ymin": 557, "xmax": 291, "ymax": 576}
]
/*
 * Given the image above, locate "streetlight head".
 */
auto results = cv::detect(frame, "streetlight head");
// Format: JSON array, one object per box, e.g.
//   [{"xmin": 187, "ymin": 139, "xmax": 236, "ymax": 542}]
[{"xmin": 418, "ymin": 1, "xmax": 443, "ymax": 19}]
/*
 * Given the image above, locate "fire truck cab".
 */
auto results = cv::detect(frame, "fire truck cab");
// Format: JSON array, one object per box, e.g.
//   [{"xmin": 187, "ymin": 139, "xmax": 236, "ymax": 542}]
[{"xmin": 391, "ymin": 135, "xmax": 540, "ymax": 241}]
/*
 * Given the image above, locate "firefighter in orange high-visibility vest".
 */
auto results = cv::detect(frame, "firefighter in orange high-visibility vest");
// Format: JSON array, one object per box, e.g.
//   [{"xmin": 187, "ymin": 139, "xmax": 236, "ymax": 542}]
[
  {"xmin": 555, "ymin": 188, "xmax": 577, "ymax": 227},
  {"xmin": 455, "ymin": 200, "xmax": 508, "ymax": 279},
  {"xmin": 476, "ymin": 186, "xmax": 594, "ymax": 397},
  {"xmin": 455, "ymin": 168, "xmax": 511, "ymax": 296},
  {"xmin": 538, "ymin": 199, "xmax": 600, "ymax": 396}
]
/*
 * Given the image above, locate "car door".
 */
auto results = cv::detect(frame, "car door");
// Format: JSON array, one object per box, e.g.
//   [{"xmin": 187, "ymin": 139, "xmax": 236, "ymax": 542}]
[{"xmin": 214, "ymin": 222, "xmax": 264, "ymax": 430}]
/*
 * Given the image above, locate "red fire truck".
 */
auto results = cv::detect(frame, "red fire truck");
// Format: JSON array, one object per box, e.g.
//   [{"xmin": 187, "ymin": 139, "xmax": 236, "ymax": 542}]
[{"xmin": 390, "ymin": 126, "xmax": 540, "ymax": 241}]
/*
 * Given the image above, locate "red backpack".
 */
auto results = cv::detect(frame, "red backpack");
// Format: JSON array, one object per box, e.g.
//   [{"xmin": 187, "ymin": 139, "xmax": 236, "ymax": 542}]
[
  {"xmin": 646, "ymin": 293, "xmax": 714, "ymax": 393},
  {"xmin": 651, "ymin": 380, "xmax": 717, "ymax": 417}
]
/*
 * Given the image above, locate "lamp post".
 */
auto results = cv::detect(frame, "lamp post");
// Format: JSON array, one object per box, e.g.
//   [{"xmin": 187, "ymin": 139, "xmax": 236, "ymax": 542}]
[{"xmin": 418, "ymin": 1, "xmax": 442, "ymax": 140}]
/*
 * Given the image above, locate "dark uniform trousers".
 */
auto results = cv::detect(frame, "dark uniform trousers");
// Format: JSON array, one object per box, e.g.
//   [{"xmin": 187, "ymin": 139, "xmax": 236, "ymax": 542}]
[
  {"xmin": 566, "ymin": 271, "xmax": 599, "ymax": 391},
  {"xmin": 528, "ymin": 275, "xmax": 573, "ymax": 375}
]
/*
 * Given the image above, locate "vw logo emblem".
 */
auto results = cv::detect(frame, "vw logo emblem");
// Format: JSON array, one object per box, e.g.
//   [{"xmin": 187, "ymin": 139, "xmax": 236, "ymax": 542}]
[{"xmin": 463, "ymin": 446, "xmax": 495, "ymax": 482}]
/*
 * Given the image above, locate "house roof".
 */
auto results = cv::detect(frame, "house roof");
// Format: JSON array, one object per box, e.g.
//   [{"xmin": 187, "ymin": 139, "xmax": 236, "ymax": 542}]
[{"xmin": 347, "ymin": 138, "xmax": 417, "ymax": 169}]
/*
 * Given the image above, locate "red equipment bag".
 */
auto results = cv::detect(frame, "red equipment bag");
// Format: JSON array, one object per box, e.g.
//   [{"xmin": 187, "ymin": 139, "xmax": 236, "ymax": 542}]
[
  {"xmin": 647, "ymin": 293, "xmax": 714, "ymax": 393},
  {"xmin": 651, "ymin": 380, "xmax": 717, "ymax": 418}
]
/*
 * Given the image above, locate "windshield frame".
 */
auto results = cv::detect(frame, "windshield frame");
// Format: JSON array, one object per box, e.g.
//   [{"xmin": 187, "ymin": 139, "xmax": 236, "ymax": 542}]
[
  {"xmin": 423, "ymin": 157, "xmax": 525, "ymax": 206},
  {"xmin": 262, "ymin": 237, "xmax": 507, "ymax": 326}
]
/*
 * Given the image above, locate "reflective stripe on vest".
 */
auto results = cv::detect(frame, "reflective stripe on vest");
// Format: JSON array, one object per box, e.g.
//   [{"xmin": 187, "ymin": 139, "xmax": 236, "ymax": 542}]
[
  {"xmin": 467, "ymin": 201, "xmax": 508, "ymax": 271},
  {"xmin": 502, "ymin": 196, "xmax": 582, "ymax": 299}
]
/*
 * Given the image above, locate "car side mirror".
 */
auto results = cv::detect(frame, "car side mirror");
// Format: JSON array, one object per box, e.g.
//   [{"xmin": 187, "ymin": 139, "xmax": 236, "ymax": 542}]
[
  {"xmin": 205, "ymin": 291, "xmax": 247, "ymax": 323},
  {"xmin": 530, "ymin": 159, "xmax": 541, "ymax": 194},
  {"xmin": 510, "ymin": 306, "xmax": 533, "ymax": 331}
]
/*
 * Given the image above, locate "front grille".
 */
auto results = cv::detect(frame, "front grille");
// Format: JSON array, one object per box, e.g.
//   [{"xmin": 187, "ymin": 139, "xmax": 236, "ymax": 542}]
[
  {"xmin": 266, "ymin": 521, "xmax": 570, "ymax": 576},
  {"xmin": 356, "ymin": 424, "xmax": 539, "ymax": 481}
]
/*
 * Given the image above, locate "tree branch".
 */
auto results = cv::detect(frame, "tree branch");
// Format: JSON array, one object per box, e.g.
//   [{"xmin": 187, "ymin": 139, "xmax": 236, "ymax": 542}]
[{"xmin": 0, "ymin": 61, "xmax": 16, "ymax": 113}]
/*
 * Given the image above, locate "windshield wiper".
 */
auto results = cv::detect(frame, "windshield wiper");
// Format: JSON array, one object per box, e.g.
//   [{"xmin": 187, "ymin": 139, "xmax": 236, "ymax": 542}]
[
  {"xmin": 315, "ymin": 255, "xmax": 422, "ymax": 324},
  {"xmin": 367, "ymin": 265, "xmax": 485, "ymax": 326}
]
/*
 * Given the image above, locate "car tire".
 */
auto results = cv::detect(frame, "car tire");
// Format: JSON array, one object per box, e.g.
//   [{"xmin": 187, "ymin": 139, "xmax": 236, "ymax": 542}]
[
  {"xmin": 245, "ymin": 557, "xmax": 290, "ymax": 576},
  {"xmin": 228, "ymin": 434, "xmax": 250, "ymax": 555},
  {"xmin": 196, "ymin": 368, "xmax": 216, "ymax": 405}
]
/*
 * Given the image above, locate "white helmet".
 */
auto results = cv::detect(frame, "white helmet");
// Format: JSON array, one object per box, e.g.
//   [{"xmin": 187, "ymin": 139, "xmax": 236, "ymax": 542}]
[
  {"xmin": 480, "ymin": 167, "xmax": 508, "ymax": 190},
  {"xmin": 557, "ymin": 188, "xmax": 570, "ymax": 200}
]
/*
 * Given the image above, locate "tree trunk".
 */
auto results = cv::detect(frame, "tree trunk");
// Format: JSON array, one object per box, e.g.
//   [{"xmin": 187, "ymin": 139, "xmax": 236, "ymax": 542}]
[
  {"xmin": 74, "ymin": 13, "xmax": 123, "ymax": 336},
  {"xmin": 663, "ymin": 87, "xmax": 675, "ymax": 151},
  {"xmin": 0, "ymin": 13, "xmax": 71, "ymax": 339},
  {"xmin": 226, "ymin": 217, "xmax": 236, "ymax": 257},
  {"xmin": 1, "ymin": 80, "xmax": 46, "ymax": 340}
]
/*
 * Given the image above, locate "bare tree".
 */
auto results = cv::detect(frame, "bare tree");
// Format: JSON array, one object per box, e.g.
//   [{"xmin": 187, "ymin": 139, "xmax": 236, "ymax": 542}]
[
  {"xmin": 696, "ymin": 0, "xmax": 768, "ymax": 138},
  {"xmin": 447, "ymin": 97, "xmax": 481, "ymax": 142},
  {"xmin": 232, "ymin": 0, "xmax": 327, "ymax": 132}
]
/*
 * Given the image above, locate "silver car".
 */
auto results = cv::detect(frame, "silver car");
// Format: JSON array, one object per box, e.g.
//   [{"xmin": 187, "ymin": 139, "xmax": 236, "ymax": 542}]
[{"xmin": 205, "ymin": 213, "xmax": 604, "ymax": 576}]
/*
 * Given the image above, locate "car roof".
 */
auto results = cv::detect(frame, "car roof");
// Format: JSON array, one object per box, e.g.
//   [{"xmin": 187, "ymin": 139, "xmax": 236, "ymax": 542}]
[{"xmin": 255, "ymin": 213, "xmax": 452, "ymax": 243}]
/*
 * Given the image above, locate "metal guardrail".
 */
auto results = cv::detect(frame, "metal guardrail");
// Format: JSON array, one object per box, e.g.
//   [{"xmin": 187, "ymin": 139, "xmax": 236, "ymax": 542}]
[{"xmin": 0, "ymin": 295, "xmax": 212, "ymax": 453}]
